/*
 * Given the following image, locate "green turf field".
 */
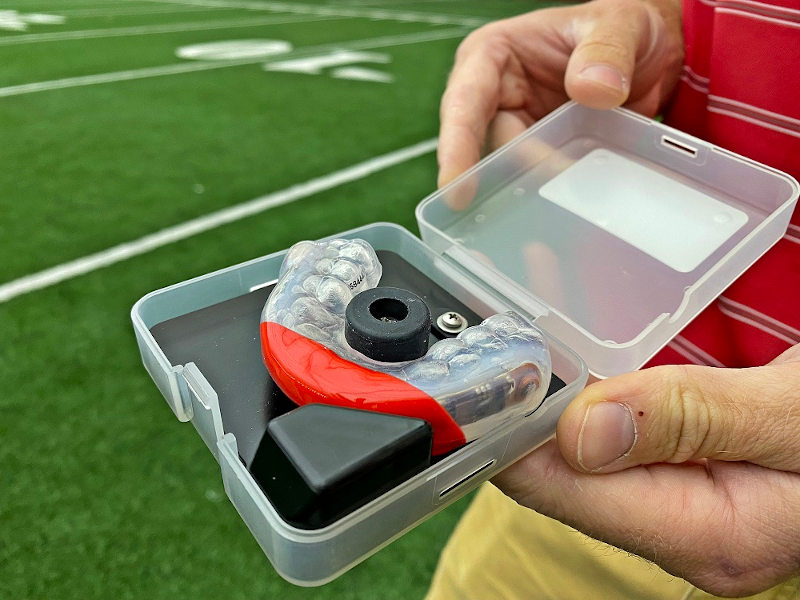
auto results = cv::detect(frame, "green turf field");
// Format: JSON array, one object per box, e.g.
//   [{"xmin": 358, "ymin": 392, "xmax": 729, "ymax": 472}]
[{"xmin": 1, "ymin": 2, "xmax": 554, "ymax": 597}]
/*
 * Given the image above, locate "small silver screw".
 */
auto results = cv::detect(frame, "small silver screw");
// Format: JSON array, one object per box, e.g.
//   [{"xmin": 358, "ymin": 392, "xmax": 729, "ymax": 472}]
[{"xmin": 437, "ymin": 311, "xmax": 467, "ymax": 334}]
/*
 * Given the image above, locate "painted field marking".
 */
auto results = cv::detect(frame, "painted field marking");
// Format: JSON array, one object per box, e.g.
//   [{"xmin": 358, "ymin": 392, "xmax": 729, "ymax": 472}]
[
  {"xmin": 0, "ymin": 27, "xmax": 468, "ymax": 97},
  {"xmin": 332, "ymin": 66, "xmax": 393, "ymax": 83},
  {"xmin": 5, "ymin": 0, "xmax": 125, "ymax": 6},
  {"xmin": 265, "ymin": 49, "xmax": 393, "ymax": 83},
  {"xmin": 0, "ymin": 139, "xmax": 438, "ymax": 304},
  {"xmin": 176, "ymin": 38, "xmax": 292, "ymax": 60},
  {"xmin": 176, "ymin": 42, "xmax": 395, "ymax": 82},
  {"xmin": 265, "ymin": 49, "xmax": 389, "ymax": 74},
  {"xmin": 57, "ymin": 5, "xmax": 231, "ymax": 17},
  {"xmin": 6, "ymin": 0, "xmax": 157, "ymax": 8},
  {"xmin": 0, "ymin": 13, "xmax": 328, "ymax": 45},
  {"xmin": 148, "ymin": 0, "xmax": 486, "ymax": 26},
  {"xmin": 0, "ymin": 10, "xmax": 65, "ymax": 31}
]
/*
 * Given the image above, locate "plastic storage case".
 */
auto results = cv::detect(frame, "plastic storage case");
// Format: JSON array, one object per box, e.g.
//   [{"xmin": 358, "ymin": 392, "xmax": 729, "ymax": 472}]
[{"xmin": 131, "ymin": 102, "xmax": 799, "ymax": 586}]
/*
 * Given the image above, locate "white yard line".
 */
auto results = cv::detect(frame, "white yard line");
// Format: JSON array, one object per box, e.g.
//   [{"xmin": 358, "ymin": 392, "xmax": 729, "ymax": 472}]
[
  {"xmin": 6, "ymin": 0, "xmax": 152, "ymax": 7},
  {"xmin": 58, "ymin": 5, "xmax": 230, "ymax": 17},
  {"xmin": 0, "ymin": 13, "xmax": 327, "ymax": 45},
  {"xmin": 0, "ymin": 60, "xmax": 252, "ymax": 97},
  {"xmin": 148, "ymin": 0, "xmax": 486, "ymax": 26},
  {"xmin": 0, "ymin": 139, "xmax": 438, "ymax": 303},
  {"xmin": 7, "ymin": 0, "xmax": 120, "ymax": 5},
  {"xmin": 0, "ymin": 27, "xmax": 467, "ymax": 97}
]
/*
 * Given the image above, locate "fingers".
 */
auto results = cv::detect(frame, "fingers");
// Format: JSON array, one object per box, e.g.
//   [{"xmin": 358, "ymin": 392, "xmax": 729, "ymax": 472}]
[
  {"xmin": 437, "ymin": 0, "xmax": 683, "ymax": 186},
  {"xmin": 493, "ymin": 441, "xmax": 800, "ymax": 597},
  {"xmin": 565, "ymin": 0, "xmax": 683, "ymax": 112},
  {"xmin": 483, "ymin": 110, "xmax": 531, "ymax": 155},
  {"xmin": 564, "ymin": 0, "xmax": 650, "ymax": 109},
  {"xmin": 437, "ymin": 30, "xmax": 507, "ymax": 188},
  {"xmin": 555, "ymin": 358, "xmax": 800, "ymax": 473}
]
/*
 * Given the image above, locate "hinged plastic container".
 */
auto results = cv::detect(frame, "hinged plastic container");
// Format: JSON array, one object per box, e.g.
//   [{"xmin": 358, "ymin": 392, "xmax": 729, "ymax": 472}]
[
  {"xmin": 131, "ymin": 102, "xmax": 798, "ymax": 586},
  {"xmin": 418, "ymin": 102, "xmax": 798, "ymax": 377}
]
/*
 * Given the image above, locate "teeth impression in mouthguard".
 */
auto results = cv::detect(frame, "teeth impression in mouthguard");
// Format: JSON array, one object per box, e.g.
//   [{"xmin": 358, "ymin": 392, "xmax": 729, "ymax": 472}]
[{"xmin": 260, "ymin": 238, "xmax": 552, "ymax": 455}]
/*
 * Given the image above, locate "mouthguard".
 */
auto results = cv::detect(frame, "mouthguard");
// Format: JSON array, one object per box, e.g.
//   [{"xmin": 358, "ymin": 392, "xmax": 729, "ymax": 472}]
[{"xmin": 260, "ymin": 239, "xmax": 551, "ymax": 455}]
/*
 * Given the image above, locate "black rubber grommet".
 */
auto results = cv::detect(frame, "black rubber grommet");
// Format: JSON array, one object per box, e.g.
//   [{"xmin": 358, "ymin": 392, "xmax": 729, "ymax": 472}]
[{"xmin": 345, "ymin": 287, "xmax": 431, "ymax": 362}]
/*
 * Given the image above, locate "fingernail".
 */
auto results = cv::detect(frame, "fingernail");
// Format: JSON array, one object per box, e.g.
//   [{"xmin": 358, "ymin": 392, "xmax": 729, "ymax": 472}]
[
  {"xmin": 577, "ymin": 402, "xmax": 636, "ymax": 471},
  {"xmin": 578, "ymin": 64, "xmax": 629, "ymax": 94}
]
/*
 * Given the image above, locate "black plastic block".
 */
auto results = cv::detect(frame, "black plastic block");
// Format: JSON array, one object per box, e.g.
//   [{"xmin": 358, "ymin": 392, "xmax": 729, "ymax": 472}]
[{"xmin": 250, "ymin": 403, "xmax": 433, "ymax": 528}]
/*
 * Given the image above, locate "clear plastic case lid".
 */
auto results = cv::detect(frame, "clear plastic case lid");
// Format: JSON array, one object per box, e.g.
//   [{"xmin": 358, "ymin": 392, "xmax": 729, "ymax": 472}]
[{"xmin": 417, "ymin": 102, "xmax": 799, "ymax": 378}]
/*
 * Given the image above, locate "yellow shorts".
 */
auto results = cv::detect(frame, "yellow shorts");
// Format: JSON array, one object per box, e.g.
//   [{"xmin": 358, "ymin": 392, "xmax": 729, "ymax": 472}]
[{"xmin": 426, "ymin": 484, "xmax": 800, "ymax": 600}]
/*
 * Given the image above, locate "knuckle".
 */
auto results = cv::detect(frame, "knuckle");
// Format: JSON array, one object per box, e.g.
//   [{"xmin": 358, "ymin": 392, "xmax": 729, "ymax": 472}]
[
  {"xmin": 577, "ymin": 35, "xmax": 635, "ymax": 63},
  {"xmin": 453, "ymin": 31, "xmax": 479, "ymax": 62},
  {"xmin": 579, "ymin": 0, "xmax": 653, "ymax": 55},
  {"xmin": 658, "ymin": 365, "xmax": 714, "ymax": 462},
  {"xmin": 590, "ymin": 0, "xmax": 650, "ymax": 20},
  {"xmin": 454, "ymin": 23, "xmax": 500, "ymax": 60},
  {"xmin": 454, "ymin": 23, "xmax": 511, "ymax": 66},
  {"xmin": 440, "ymin": 92, "xmax": 482, "ymax": 139},
  {"xmin": 441, "ymin": 86, "xmax": 471, "ymax": 115}
]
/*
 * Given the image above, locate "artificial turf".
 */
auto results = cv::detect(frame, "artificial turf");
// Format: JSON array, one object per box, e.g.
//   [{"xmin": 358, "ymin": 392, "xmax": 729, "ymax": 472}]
[{"xmin": 1, "ymin": 1, "xmax": 552, "ymax": 597}]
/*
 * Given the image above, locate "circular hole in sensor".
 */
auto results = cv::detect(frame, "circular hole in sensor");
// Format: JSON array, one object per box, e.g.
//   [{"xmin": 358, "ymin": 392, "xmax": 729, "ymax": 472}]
[{"xmin": 369, "ymin": 298, "xmax": 409, "ymax": 323}]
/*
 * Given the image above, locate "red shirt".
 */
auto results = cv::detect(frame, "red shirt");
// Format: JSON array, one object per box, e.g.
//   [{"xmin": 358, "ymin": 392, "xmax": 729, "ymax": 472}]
[{"xmin": 649, "ymin": 0, "xmax": 800, "ymax": 368}]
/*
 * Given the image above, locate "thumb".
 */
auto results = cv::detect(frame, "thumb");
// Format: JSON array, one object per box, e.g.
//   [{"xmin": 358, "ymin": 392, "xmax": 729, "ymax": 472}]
[
  {"xmin": 563, "ymin": 0, "xmax": 654, "ymax": 109},
  {"xmin": 557, "ymin": 359, "xmax": 800, "ymax": 473}
]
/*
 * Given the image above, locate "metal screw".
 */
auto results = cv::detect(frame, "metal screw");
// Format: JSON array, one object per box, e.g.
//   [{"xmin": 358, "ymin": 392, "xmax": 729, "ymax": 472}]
[{"xmin": 436, "ymin": 311, "xmax": 468, "ymax": 334}]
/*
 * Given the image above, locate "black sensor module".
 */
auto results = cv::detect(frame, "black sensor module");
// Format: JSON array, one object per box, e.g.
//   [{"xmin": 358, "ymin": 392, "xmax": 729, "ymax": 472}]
[{"xmin": 345, "ymin": 286, "xmax": 432, "ymax": 362}]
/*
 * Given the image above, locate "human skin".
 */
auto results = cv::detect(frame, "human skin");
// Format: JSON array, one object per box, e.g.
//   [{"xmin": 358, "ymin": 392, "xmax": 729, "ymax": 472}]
[
  {"xmin": 438, "ymin": 0, "xmax": 800, "ymax": 595},
  {"xmin": 437, "ymin": 0, "xmax": 683, "ymax": 188}
]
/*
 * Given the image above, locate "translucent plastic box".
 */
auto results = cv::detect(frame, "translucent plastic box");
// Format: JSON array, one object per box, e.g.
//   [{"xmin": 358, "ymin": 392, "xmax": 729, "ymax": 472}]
[{"xmin": 132, "ymin": 102, "xmax": 798, "ymax": 586}]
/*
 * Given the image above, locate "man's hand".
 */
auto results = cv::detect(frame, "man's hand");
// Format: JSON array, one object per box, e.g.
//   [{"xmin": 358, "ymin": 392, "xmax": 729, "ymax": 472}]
[
  {"xmin": 438, "ymin": 0, "xmax": 683, "ymax": 187},
  {"xmin": 494, "ymin": 344, "xmax": 800, "ymax": 597}
]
